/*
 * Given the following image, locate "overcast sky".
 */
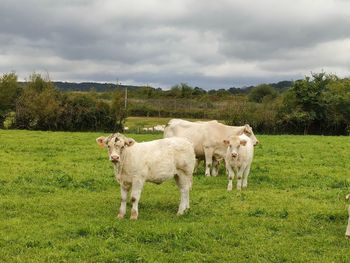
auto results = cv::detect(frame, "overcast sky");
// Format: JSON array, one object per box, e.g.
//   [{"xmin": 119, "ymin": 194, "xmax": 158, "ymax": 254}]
[{"xmin": 1, "ymin": 0, "xmax": 350, "ymax": 89}]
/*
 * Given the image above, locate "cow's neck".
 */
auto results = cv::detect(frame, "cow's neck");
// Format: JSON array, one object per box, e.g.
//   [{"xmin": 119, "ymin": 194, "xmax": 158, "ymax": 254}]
[
  {"xmin": 113, "ymin": 163, "xmax": 121, "ymax": 182},
  {"xmin": 112, "ymin": 148, "xmax": 130, "ymax": 180}
]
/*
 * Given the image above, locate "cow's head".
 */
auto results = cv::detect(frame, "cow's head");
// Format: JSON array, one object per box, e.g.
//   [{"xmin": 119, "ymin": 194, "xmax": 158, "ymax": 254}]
[
  {"xmin": 242, "ymin": 124, "xmax": 259, "ymax": 146},
  {"xmin": 223, "ymin": 135, "xmax": 247, "ymax": 159},
  {"xmin": 96, "ymin": 133, "xmax": 135, "ymax": 163}
]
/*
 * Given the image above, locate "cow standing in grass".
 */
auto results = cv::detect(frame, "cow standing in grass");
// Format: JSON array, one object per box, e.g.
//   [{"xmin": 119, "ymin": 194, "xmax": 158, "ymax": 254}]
[
  {"xmin": 96, "ymin": 133, "xmax": 195, "ymax": 220},
  {"xmin": 224, "ymin": 134, "xmax": 254, "ymax": 191},
  {"xmin": 164, "ymin": 119, "xmax": 258, "ymax": 177},
  {"xmin": 346, "ymin": 194, "xmax": 350, "ymax": 238}
]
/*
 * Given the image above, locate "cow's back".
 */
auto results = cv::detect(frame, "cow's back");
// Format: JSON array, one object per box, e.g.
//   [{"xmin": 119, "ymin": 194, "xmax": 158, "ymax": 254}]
[
  {"xmin": 164, "ymin": 119, "xmax": 249, "ymax": 159},
  {"xmin": 164, "ymin": 119, "xmax": 207, "ymax": 157},
  {"xmin": 123, "ymin": 137, "xmax": 194, "ymax": 183}
]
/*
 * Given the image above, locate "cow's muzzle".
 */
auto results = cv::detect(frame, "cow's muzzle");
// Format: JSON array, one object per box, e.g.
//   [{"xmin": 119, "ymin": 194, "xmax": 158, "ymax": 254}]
[{"xmin": 110, "ymin": 155, "xmax": 120, "ymax": 163}]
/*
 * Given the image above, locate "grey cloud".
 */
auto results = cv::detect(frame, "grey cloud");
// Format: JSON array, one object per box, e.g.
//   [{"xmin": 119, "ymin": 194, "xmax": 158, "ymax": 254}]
[{"xmin": 0, "ymin": 0, "xmax": 349, "ymax": 89}]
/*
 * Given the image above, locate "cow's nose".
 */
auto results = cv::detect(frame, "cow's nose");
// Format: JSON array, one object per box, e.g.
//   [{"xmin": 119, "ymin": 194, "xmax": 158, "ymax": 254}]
[
  {"xmin": 255, "ymin": 141, "xmax": 259, "ymax": 146},
  {"xmin": 110, "ymin": 155, "xmax": 120, "ymax": 162},
  {"xmin": 231, "ymin": 153, "xmax": 238, "ymax": 158}
]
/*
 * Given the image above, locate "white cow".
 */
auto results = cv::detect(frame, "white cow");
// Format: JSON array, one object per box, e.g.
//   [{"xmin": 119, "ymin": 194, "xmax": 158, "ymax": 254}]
[
  {"xmin": 224, "ymin": 134, "xmax": 254, "ymax": 191},
  {"xmin": 96, "ymin": 133, "xmax": 195, "ymax": 220},
  {"xmin": 164, "ymin": 119, "xmax": 258, "ymax": 177},
  {"xmin": 153, "ymin": 125, "xmax": 166, "ymax": 132},
  {"xmin": 346, "ymin": 194, "xmax": 350, "ymax": 237}
]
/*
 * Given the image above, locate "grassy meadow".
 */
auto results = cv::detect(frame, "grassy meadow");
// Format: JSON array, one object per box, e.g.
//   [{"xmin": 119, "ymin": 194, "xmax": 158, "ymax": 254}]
[{"xmin": 0, "ymin": 130, "xmax": 350, "ymax": 262}]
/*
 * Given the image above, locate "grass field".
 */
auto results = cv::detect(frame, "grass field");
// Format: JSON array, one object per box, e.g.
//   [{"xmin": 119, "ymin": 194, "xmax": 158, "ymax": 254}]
[{"xmin": 1, "ymin": 130, "xmax": 350, "ymax": 262}]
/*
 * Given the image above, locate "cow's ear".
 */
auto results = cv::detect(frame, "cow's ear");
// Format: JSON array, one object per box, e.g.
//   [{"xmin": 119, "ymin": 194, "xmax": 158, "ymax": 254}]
[
  {"xmin": 244, "ymin": 124, "xmax": 252, "ymax": 134},
  {"xmin": 125, "ymin": 138, "xmax": 135, "ymax": 147},
  {"xmin": 240, "ymin": 139, "xmax": 247, "ymax": 146},
  {"xmin": 96, "ymin": 136, "xmax": 107, "ymax": 148},
  {"xmin": 223, "ymin": 139, "xmax": 230, "ymax": 145}
]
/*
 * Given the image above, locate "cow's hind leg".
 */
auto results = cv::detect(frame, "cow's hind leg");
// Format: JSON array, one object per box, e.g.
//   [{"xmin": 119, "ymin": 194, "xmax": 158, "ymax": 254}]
[
  {"xmin": 211, "ymin": 158, "xmax": 219, "ymax": 177},
  {"xmin": 204, "ymin": 147, "xmax": 214, "ymax": 177},
  {"xmin": 130, "ymin": 179, "xmax": 144, "ymax": 220},
  {"xmin": 193, "ymin": 159, "xmax": 199, "ymax": 174},
  {"xmin": 175, "ymin": 172, "xmax": 191, "ymax": 215}
]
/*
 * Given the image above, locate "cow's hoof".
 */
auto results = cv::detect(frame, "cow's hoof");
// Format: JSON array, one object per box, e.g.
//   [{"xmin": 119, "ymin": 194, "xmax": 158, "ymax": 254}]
[
  {"xmin": 177, "ymin": 211, "xmax": 184, "ymax": 216},
  {"xmin": 117, "ymin": 213, "xmax": 124, "ymax": 219},
  {"xmin": 346, "ymin": 235, "xmax": 350, "ymax": 239},
  {"xmin": 227, "ymin": 188, "xmax": 232, "ymax": 191},
  {"xmin": 130, "ymin": 210, "xmax": 138, "ymax": 220}
]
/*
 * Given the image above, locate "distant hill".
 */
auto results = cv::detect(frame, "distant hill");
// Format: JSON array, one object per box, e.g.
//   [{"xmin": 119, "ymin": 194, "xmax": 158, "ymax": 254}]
[
  {"xmin": 229, "ymin": 80, "xmax": 293, "ymax": 94},
  {"xmin": 17, "ymin": 80, "xmax": 294, "ymax": 93},
  {"xmin": 52, "ymin": 82, "xmax": 141, "ymax": 92}
]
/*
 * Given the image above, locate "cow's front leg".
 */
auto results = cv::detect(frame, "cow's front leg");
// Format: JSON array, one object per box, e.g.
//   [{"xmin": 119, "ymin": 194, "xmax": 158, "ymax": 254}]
[
  {"xmin": 242, "ymin": 164, "xmax": 251, "ymax": 189},
  {"xmin": 130, "ymin": 179, "xmax": 144, "ymax": 220},
  {"xmin": 204, "ymin": 147, "xmax": 214, "ymax": 177},
  {"xmin": 227, "ymin": 165, "xmax": 234, "ymax": 191},
  {"xmin": 175, "ymin": 173, "xmax": 191, "ymax": 215},
  {"xmin": 117, "ymin": 186, "xmax": 129, "ymax": 219},
  {"xmin": 346, "ymin": 210, "xmax": 350, "ymax": 238},
  {"xmin": 236, "ymin": 170, "xmax": 244, "ymax": 190}
]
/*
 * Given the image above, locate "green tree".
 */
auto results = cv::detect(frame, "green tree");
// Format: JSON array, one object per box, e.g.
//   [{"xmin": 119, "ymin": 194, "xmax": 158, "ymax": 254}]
[
  {"xmin": 0, "ymin": 72, "xmax": 21, "ymax": 127},
  {"xmin": 111, "ymin": 90, "xmax": 127, "ymax": 131},
  {"xmin": 15, "ymin": 74, "xmax": 61, "ymax": 130},
  {"xmin": 277, "ymin": 72, "xmax": 337, "ymax": 134},
  {"xmin": 321, "ymin": 77, "xmax": 350, "ymax": 134},
  {"xmin": 248, "ymin": 84, "xmax": 277, "ymax": 103}
]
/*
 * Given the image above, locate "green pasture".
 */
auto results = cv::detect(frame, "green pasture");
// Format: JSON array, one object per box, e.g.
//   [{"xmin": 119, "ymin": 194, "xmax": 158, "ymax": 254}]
[{"xmin": 0, "ymin": 130, "xmax": 349, "ymax": 262}]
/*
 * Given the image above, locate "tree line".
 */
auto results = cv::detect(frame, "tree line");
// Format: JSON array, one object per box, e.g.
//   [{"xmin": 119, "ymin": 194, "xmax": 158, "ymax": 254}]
[
  {"xmin": 0, "ymin": 72, "xmax": 349, "ymax": 135},
  {"xmin": 0, "ymin": 73, "xmax": 125, "ymax": 132}
]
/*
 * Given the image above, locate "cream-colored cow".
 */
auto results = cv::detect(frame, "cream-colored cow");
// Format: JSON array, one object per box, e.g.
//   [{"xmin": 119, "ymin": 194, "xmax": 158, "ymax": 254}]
[
  {"xmin": 96, "ymin": 133, "xmax": 195, "ymax": 220},
  {"xmin": 224, "ymin": 134, "xmax": 254, "ymax": 191},
  {"xmin": 164, "ymin": 119, "xmax": 258, "ymax": 177}
]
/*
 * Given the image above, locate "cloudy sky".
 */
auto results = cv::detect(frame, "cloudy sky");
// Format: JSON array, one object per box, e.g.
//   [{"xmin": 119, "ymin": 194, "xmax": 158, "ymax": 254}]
[{"xmin": 1, "ymin": 0, "xmax": 350, "ymax": 89}]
